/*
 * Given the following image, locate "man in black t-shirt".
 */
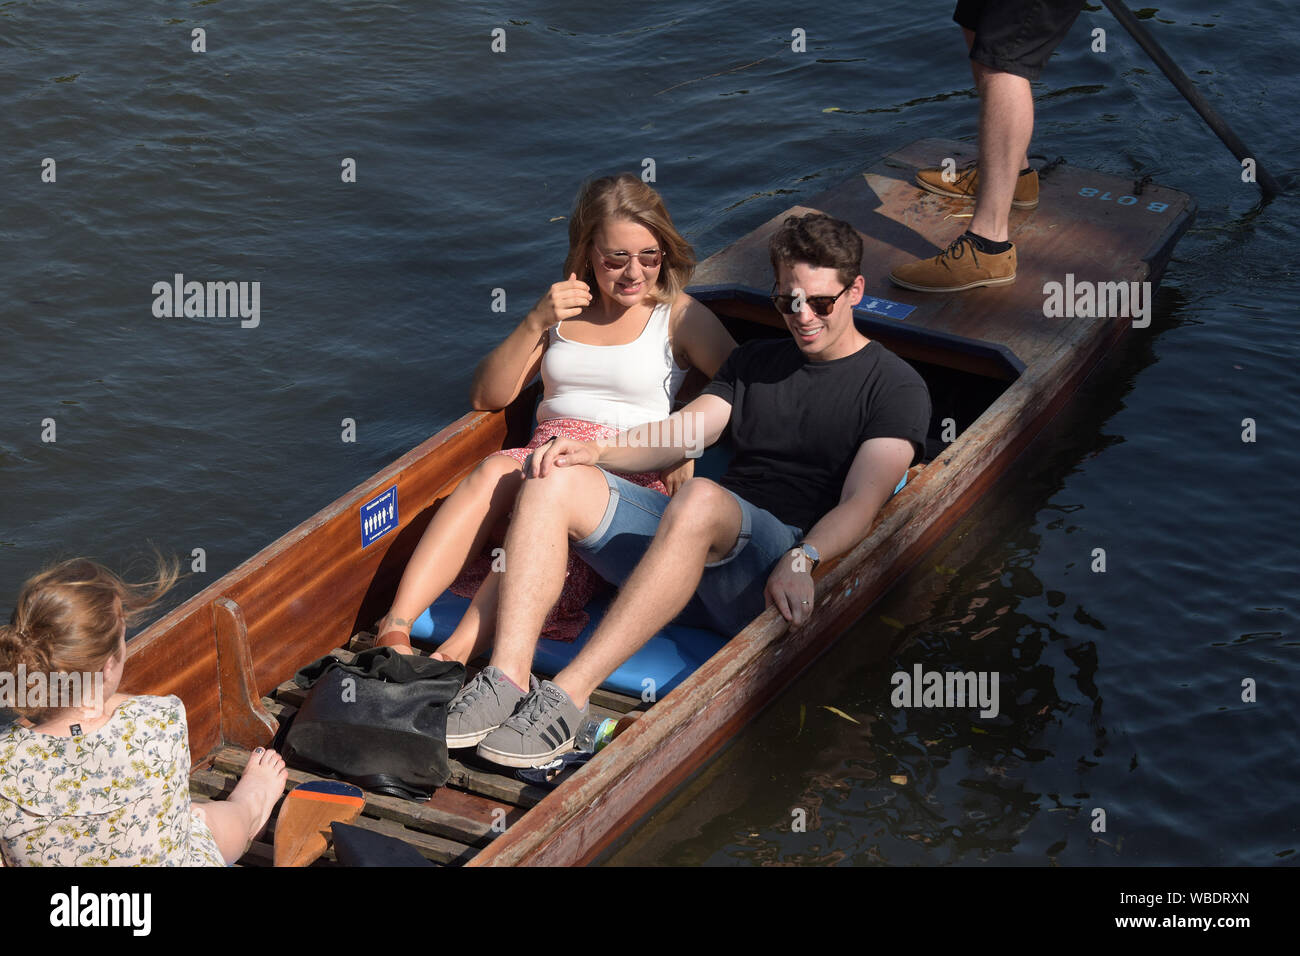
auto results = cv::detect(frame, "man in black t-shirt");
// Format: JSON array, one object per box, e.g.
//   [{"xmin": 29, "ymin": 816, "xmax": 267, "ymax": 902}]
[{"xmin": 453, "ymin": 213, "xmax": 933, "ymax": 769}]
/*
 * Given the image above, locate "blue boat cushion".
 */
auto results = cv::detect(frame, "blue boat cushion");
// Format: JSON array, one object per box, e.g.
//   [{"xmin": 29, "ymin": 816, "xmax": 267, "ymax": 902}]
[{"xmin": 409, "ymin": 592, "xmax": 727, "ymax": 699}]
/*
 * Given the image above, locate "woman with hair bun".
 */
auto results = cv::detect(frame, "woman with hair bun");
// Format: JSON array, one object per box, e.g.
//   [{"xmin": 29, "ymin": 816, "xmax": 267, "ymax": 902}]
[{"xmin": 0, "ymin": 556, "xmax": 287, "ymax": 866}]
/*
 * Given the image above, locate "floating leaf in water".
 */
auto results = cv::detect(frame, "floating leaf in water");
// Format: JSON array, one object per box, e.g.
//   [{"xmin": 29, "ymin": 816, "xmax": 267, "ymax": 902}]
[
  {"xmin": 797, "ymin": 703, "xmax": 806, "ymax": 737},
  {"xmin": 821, "ymin": 706, "xmax": 860, "ymax": 724},
  {"xmin": 880, "ymin": 616, "xmax": 904, "ymax": 630},
  {"xmin": 970, "ymin": 725, "xmax": 988, "ymax": 734},
  {"xmin": 822, "ymin": 107, "xmax": 842, "ymax": 113},
  {"xmin": 549, "ymin": 216, "xmax": 566, "ymax": 222},
  {"xmin": 934, "ymin": 564, "xmax": 958, "ymax": 575},
  {"xmin": 890, "ymin": 774, "xmax": 908, "ymax": 785}
]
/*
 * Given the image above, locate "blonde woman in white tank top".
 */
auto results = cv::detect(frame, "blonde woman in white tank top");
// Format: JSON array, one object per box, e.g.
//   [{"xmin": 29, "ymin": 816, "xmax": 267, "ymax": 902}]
[{"xmin": 374, "ymin": 175, "xmax": 735, "ymax": 661}]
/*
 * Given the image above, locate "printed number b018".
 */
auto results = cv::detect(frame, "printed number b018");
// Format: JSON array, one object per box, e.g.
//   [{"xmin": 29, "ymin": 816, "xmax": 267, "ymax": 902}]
[{"xmin": 1078, "ymin": 186, "xmax": 1167, "ymax": 213}]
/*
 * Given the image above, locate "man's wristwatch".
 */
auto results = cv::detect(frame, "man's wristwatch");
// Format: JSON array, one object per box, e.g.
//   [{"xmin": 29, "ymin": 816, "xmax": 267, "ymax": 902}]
[{"xmin": 792, "ymin": 541, "xmax": 820, "ymax": 573}]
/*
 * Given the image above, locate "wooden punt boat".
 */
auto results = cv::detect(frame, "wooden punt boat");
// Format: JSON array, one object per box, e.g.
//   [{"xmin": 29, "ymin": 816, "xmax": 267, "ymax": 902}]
[{"xmin": 122, "ymin": 138, "xmax": 1193, "ymax": 865}]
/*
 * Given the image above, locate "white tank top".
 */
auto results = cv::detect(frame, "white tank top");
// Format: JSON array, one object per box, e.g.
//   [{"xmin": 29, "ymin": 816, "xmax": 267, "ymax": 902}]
[{"xmin": 536, "ymin": 301, "xmax": 689, "ymax": 431}]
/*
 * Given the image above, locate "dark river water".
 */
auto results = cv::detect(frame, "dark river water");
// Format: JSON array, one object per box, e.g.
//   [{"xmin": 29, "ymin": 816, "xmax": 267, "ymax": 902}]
[{"xmin": 2, "ymin": 1, "xmax": 1297, "ymax": 866}]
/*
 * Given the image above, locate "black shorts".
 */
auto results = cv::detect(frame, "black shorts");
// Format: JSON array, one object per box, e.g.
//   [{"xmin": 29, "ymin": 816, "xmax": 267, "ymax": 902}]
[{"xmin": 953, "ymin": 0, "xmax": 1084, "ymax": 81}]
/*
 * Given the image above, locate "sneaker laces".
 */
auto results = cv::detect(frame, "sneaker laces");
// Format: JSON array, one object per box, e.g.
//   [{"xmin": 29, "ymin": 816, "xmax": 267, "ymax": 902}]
[
  {"xmin": 449, "ymin": 670, "xmax": 498, "ymax": 715},
  {"xmin": 503, "ymin": 685, "xmax": 561, "ymax": 731}
]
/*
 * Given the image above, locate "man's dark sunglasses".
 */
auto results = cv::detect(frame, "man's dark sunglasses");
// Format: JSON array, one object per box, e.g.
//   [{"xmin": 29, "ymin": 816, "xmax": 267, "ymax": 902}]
[{"xmin": 770, "ymin": 283, "xmax": 850, "ymax": 318}]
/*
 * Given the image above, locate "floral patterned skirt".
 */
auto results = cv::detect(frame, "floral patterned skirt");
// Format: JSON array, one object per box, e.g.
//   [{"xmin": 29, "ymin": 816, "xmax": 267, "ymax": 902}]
[{"xmin": 447, "ymin": 418, "xmax": 668, "ymax": 643}]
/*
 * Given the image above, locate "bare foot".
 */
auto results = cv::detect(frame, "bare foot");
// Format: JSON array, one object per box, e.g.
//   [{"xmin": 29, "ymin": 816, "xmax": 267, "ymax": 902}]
[{"xmin": 230, "ymin": 747, "xmax": 288, "ymax": 841}]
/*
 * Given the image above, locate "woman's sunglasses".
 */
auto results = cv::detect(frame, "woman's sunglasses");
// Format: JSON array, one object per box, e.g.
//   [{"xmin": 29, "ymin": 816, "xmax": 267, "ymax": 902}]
[
  {"xmin": 770, "ymin": 283, "xmax": 850, "ymax": 318},
  {"xmin": 594, "ymin": 245, "xmax": 663, "ymax": 271}
]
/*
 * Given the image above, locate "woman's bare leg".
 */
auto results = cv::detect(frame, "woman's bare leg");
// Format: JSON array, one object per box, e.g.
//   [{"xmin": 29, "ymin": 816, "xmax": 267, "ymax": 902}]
[
  {"xmin": 194, "ymin": 747, "xmax": 288, "ymax": 864},
  {"xmin": 375, "ymin": 455, "xmax": 524, "ymax": 654},
  {"xmin": 431, "ymin": 564, "xmax": 503, "ymax": 664}
]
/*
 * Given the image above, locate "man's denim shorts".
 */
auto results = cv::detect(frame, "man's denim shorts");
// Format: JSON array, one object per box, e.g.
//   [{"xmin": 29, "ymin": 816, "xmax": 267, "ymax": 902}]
[{"xmin": 573, "ymin": 468, "xmax": 804, "ymax": 635}]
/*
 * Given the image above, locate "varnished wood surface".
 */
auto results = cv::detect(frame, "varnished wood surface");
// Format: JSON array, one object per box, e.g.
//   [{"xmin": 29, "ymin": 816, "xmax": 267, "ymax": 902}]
[{"xmin": 126, "ymin": 406, "xmax": 514, "ymax": 759}]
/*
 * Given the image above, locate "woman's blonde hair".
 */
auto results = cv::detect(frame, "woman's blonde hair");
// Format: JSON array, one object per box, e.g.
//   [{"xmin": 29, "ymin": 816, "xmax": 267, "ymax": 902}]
[
  {"xmin": 562, "ymin": 173, "xmax": 697, "ymax": 305},
  {"xmin": 0, "ymin": 553, "xmax": 179, "ymax": 720}
]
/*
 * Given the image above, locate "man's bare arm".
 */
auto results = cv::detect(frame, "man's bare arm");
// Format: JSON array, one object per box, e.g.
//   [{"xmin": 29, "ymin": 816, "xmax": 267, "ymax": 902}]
[
  {"xmin": 801, "ymin": 437, "xmax": 916, "ymax": 561},
  {"xmin": 533, "ymin": 394, "xmax": 733, "ymax": 478},
  {"xmin": 765, "ymin": 437, "xmax": 916, "ymax": 626}
]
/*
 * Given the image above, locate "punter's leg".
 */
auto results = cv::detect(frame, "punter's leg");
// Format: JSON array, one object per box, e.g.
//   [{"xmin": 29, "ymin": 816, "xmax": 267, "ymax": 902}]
[
  {"xmin": 892, "ymin": 1, "xmax": 1082, "ymax": 292},
  {"xmin": 969, "ymin": 64, "xmax": 1034, "ymax": 243},
  {"xmin": 965, "ymin": 0, "xmax": 1082, "ymax": 235},
  {"xmin": 374, "ymin": 454, "xmax": 523, "ymax": 654},
  {"xmin": 963, "ymin": 27, "xmax": 1031, "ymax": 173},
  {"xmin": 959, "ymin": 0, "xmax": 1082, "ymax": 177},
  {"xmin": 552, "ymin": 477, "xmax": 743, "ymax": 708}
]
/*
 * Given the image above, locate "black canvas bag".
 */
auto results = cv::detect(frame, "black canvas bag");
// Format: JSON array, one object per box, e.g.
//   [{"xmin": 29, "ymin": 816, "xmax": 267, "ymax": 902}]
[{"xmin": 282, "ymin": 647, "xmax": 465, "ymax": 800}]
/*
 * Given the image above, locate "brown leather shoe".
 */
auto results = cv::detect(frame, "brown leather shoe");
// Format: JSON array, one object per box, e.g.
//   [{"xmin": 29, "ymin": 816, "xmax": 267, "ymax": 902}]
[
  {"xmin": 915, "ymin": 162, "xmax": 1039, "ymax": 209},
  {"xmin": 889, "ymin": 234, "xmax": 1016, "ymax": 293}
]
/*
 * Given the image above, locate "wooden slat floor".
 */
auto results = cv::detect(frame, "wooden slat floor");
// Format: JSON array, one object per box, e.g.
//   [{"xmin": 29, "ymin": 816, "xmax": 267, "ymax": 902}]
[{"xmin": 191, "ymin": 637, "xmax": 645, "ymax": 866}]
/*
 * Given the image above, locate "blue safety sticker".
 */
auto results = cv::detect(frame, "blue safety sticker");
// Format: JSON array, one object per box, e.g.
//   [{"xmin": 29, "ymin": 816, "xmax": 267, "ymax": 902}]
[
  {"xmin": 856, "ymin": 296, "xmax": 915, "ymax": 321},
  {"xmin": 361, "ymin": 485, "xmax": 398, "ymax": 547}
]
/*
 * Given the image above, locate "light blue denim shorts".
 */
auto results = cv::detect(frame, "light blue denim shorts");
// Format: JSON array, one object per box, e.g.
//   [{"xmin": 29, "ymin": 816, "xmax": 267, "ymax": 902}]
[{"xmin": 573, "ymin": 469, "xmax": 804, "ymax": 635}]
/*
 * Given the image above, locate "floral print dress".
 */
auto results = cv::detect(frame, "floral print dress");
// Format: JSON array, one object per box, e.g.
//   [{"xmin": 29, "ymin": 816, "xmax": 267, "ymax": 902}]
[{"xmin": 0, "ymin": 695, "xmax": 225, "ymax": 866}]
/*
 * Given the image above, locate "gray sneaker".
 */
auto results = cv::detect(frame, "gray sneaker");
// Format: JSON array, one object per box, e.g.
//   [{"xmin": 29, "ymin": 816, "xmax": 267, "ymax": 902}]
[
  {"xmin": 476, "ymin": 680, "xmax": 590, "ymax": 769},
  {"xmin": 445, "ymin": 666, "xmax": 536, "ymax": 749}
]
